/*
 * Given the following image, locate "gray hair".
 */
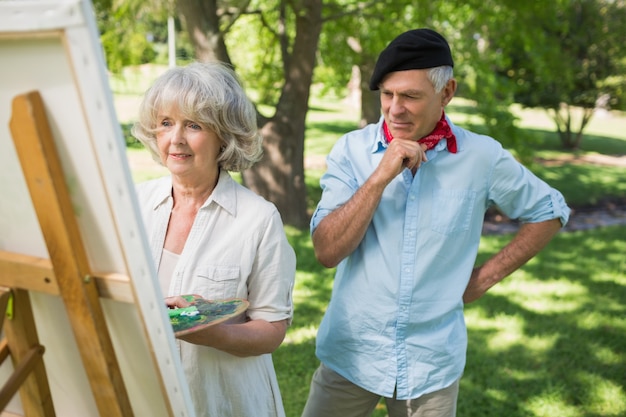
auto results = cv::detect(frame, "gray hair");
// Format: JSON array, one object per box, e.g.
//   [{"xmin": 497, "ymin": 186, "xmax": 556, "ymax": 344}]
[
  {"xmin": 428, "ymin": 65, "xmax": 454, "ymax": 93},
  {"xmin": 131, "ymin": 62, "xmax": 263, "ymax": 172}
]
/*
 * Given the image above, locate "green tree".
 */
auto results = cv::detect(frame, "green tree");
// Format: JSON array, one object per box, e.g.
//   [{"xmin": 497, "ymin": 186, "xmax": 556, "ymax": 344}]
[
  {"xmin": 441, "ymin": 0, "xmax": 541, "ymax": 162},
  {"xmin": 491, "ymin": 0, "xmax": 626, "ymax": 149},
  {"xmin": 316, "ymin": 0, "xmax": 418, "ymax": 127},
  {"xmin": 94, "ymin": 0, "xmax": 170, "ymax": 72}
]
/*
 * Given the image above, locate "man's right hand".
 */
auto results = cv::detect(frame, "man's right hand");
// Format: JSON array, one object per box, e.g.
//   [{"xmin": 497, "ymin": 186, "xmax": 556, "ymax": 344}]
[{"xmin": 374, "ymin": 139, "xmax": 428, "ymax": 182}]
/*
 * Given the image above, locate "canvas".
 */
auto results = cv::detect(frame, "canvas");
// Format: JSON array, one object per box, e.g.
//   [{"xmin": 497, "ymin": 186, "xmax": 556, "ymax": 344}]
[{"xmin": 0, "ymin": 1, "xmax": 194, "ymax": 415}]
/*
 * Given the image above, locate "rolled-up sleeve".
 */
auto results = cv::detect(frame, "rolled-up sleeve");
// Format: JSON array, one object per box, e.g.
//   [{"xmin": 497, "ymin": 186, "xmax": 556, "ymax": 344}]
[
  {"xmin": 247, "ymin": 209, "xmax": 296, "ymax": 324},
  {"xmin": 488, "ymin": 148, "xmax": 570, "ymax": 226},
  {"xmin": 310, "ymin": 139, "xmax": 360, "ymax": 235}
]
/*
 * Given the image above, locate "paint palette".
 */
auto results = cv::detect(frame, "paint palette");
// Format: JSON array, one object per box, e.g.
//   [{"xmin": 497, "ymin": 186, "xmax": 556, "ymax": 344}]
[{"xmin": 168, "ymin": 295, "xmax": 249, "ymax": 337}]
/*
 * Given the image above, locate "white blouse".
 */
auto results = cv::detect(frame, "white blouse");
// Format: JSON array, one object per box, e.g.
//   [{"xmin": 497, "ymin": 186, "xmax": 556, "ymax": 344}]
[{"xmin": 137, "ymin": 170, "xmax": 296, "ymax": 417}]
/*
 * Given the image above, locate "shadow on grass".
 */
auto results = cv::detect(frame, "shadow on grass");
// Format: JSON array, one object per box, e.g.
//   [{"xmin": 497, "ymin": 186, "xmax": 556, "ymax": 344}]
[{"xmin": 463, "ymin": 227, "xmax": 626, "ymax": 416}]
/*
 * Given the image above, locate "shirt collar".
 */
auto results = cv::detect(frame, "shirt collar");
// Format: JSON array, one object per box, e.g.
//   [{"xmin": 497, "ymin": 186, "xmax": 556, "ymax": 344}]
[
  {"xmin": 371, "ymin": 117, "xmax": 387, "ymax": 153},
  {"xmin": 209, "ymin": 170, "xmax": 237, "ymax": 217},
  {"xmin": 151, "ymin": 170, "xmax": 237, "ymax": 217},
  {"xmin": 371, "ymin": 115, "xmax": 463, "ymax": 154}
]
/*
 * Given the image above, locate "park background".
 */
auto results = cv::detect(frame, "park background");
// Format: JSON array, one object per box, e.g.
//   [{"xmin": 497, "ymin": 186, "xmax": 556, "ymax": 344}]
[{"xmin": 98, "ymin": 1, "xmax": 624, "ymax": 416}]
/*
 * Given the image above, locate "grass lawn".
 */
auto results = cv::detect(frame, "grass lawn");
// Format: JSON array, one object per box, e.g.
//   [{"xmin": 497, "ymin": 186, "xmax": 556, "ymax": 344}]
[{"xmin": 117, "ymin": 81, "xmax": 626, "ymax": 417}]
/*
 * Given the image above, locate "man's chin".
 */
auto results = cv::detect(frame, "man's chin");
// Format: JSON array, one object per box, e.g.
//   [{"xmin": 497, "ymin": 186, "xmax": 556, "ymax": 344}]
[
  {"xmin": 389, "ymin": 127, "xmax": 416, "ymax": 141},
  {"xmin": 392, "ymin": 133, "xmax": 418, "ymax": 141}
]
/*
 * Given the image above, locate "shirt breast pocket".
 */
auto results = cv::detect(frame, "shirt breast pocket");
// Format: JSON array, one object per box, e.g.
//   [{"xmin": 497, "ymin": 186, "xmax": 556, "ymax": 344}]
[
  {"xmin": 195, "ymin": 265, "xmax": 241, "ymax": 300},
  {"xmin": 430, "ymin": 189, "xmax": 476, "ymax": 235}
]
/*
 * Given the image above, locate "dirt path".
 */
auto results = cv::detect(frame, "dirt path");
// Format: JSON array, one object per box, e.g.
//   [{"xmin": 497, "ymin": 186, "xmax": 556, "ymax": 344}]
[{"xmin": 537, "ymin": 153, "xmax": 626, "ymax": 167}]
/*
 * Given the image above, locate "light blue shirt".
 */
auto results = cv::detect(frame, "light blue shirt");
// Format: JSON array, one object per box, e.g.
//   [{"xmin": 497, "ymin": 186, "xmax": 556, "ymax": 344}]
[{"xmin": 310, "ymin": 117, "xmax": 570, "ymax": 400}]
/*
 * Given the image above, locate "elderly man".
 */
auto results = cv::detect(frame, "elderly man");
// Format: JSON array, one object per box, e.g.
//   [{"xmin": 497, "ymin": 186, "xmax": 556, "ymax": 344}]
[{"xmin": 301, "ymin": 28, "xmax": 570, "ymax": 417}]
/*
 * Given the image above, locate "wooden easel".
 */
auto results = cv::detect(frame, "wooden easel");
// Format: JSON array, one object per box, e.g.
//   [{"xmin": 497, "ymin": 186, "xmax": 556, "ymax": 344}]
[
  {"xmin": 0, "ymin": 91, "xmax": 134, "ymax": 416},
  {"xmin": 0, "ymin": 287, "xmax": 49, "ymax": 416}
]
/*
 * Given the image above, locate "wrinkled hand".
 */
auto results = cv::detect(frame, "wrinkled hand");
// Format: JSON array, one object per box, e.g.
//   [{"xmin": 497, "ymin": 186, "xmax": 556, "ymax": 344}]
[{"xmin": 376, "ymin": 140, "xmax": 428, "ymax": 182}]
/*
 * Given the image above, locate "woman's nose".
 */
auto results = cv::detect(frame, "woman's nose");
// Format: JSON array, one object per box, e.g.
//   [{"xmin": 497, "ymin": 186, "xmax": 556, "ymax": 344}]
[{"xmin": 170, "ymin": 125, "xmax": 185, "ymax": 144}]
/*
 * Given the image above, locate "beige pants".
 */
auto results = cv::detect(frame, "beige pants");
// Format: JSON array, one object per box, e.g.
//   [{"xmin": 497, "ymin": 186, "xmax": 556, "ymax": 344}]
[{"xmin": 301, "ymin": 363, "xmax": 459, "ymax": 417}]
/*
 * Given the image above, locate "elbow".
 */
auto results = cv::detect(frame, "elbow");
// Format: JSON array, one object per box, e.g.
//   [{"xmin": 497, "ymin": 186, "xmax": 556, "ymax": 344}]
[
  {"xmin": 315, "ymin": 249, "xmax": 340, "ymax": 269},
  {"xmin": 264, "ymin": 319, "xmax": 288, "ymax": 354},
  {"xmin": 265, "ymin": 337, "xmax": 285, "ymax": 354}
]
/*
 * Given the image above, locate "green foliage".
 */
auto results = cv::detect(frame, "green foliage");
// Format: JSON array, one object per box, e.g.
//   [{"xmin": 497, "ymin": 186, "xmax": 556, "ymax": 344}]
[
  {"xmin": 226, "ymin": 12, "xmax": 285, "ymax": 108},
  {"xmin": 464, "ymin": 67, "xmax": 538, "ymax": 164},
  {"xmin": 94, "ymin": 0, "xmax": 170, "ymax": 73},
  {"xmin": 120, "ymin": 122, "xmax": 142, "ymax": 148},
  {"xmin": 101, "ymin": 31, "xmax": 156, "ymax": 73},
  {"xmin": 505, "ymin": 1, "xmax": 626, "ymax": 110},
  {"xmin": 316, "ymin": 0, "xmax": 419, "ymax": 95},
  {"xmin": 483, "ymin": 0, "xmax": 626, "ymax": 148}
]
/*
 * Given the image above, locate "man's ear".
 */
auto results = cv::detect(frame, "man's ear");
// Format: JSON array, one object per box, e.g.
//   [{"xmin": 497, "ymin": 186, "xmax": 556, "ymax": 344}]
[{"xmin": 442, "ymin": 79, "xmax": 457, "ymax": 106}]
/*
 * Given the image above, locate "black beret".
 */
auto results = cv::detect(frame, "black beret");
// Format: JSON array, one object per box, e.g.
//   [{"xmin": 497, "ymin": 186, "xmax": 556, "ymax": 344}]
[{"xmin": 369, "ymin": 28, "xmax": 454, "ymax": 90}]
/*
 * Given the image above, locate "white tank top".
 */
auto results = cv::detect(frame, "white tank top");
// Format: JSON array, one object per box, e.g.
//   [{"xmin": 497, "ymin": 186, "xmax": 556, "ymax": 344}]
[{"xmin": 158, "ymin": 248, "xmax": 180, "ymax": 296}]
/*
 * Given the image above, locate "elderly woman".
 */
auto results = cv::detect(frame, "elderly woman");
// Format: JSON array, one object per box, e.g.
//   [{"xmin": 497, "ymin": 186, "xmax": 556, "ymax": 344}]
[{"xmin": 132, "ymin": 62, "xmax": 296, "ymax": 417}]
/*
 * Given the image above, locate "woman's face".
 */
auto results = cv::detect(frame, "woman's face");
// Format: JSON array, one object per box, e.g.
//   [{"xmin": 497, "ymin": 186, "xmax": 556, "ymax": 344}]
[{"xmin": 155, "ymin": 106, "xmax": 221, "ymax": 180}]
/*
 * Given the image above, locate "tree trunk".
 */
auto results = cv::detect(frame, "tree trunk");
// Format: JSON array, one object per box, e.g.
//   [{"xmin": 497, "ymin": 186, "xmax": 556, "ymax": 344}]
[
  {"xmin": 550, "ymin": 105, "xmax": 594, "ymax": 150},
  {"xmin": 177, "ymin": 0, "xmax": 232, "ymax": 65},
  {"xmin": 359, "ymin": 60, "xmax": 381, "ymax": 127},
  {"xmin": 242, "ymin": 0, "xmax": 323, "ymax": 229}
]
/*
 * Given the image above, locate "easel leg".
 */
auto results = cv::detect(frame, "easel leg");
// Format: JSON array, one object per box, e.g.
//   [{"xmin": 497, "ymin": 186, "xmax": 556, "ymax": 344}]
[
  {"xmin": 9, "ymin": 91, "xmax": 133, "ymax": 417},
  {"xmin": 0, "ymin": 288, "xmax": 54, "ymax": 416}
]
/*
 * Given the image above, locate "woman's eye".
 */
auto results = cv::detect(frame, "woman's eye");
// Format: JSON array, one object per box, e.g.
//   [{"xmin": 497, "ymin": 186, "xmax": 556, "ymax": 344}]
[
  {"xmin": 160, "ymin": 120, "xmax": 172, "ymax": 127},
  {"xmin": 189, "ymin": 123, "xmax": 202, "ymax": 130}
]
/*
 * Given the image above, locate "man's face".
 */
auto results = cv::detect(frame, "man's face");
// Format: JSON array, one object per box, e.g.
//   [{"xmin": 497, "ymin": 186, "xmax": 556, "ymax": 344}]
[{"xmin": 379, "ymin": 69, "xmax": 454, "ymax": 141}]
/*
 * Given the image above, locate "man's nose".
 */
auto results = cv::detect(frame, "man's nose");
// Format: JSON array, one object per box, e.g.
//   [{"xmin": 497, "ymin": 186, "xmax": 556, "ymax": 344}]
[{"xmin": 388, "ymin": 96, "xmax": 405, "ymax": 116}]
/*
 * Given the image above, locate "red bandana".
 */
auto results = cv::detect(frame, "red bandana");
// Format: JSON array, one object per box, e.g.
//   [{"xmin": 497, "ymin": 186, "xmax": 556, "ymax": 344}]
[{"xmin": 383, "ymin": 111, "xmax": 457, "ymax": 153}]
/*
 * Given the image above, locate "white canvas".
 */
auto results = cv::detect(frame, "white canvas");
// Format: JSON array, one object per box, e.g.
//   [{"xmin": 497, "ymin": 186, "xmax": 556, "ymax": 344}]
[{"xmin": 0, "ymin": 1, "xmax": 194, "ymax": 415}]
